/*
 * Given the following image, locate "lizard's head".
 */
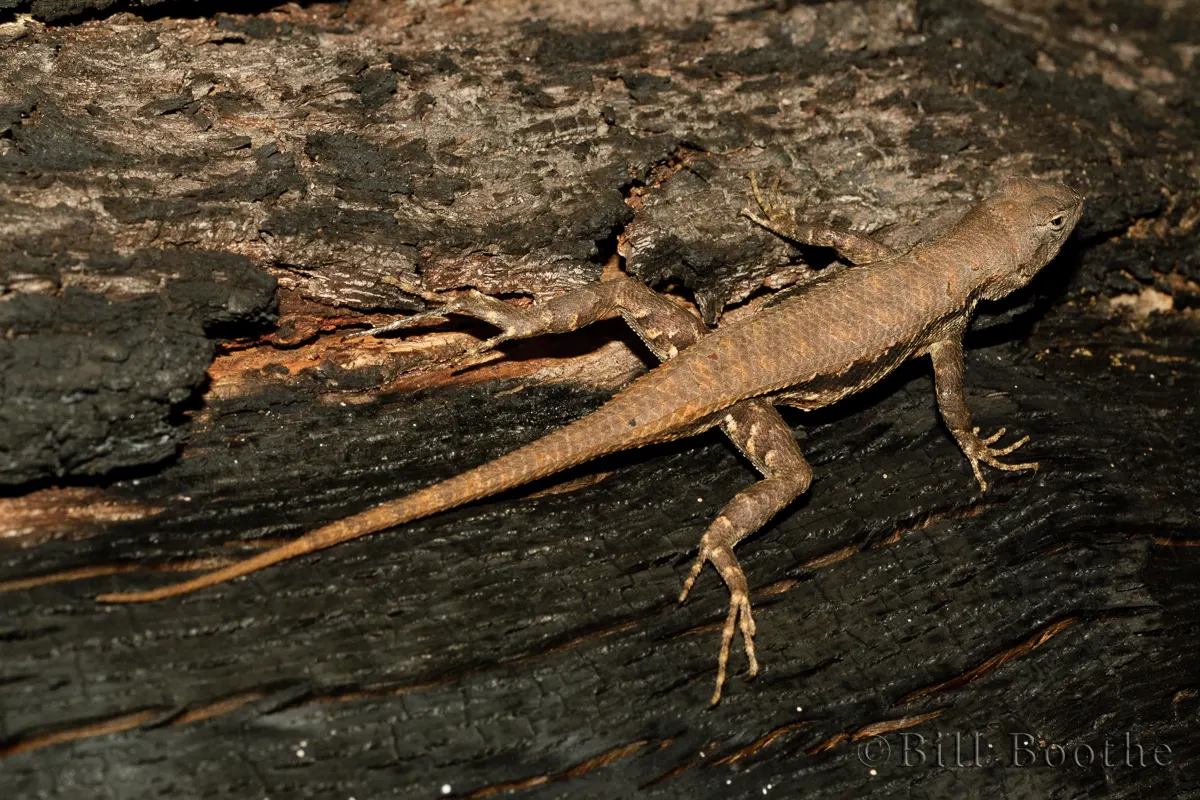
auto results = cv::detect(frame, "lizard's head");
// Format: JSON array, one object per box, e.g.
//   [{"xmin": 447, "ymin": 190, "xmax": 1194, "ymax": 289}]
[{"xmin": 978, "ymin": 177, "xmax": 1084, "ymax": 300}]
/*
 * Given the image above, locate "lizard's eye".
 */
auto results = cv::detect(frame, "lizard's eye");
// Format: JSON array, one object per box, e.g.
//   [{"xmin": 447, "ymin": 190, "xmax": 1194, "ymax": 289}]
[{"xmin": 1048, "ymin": 215, "xmax": 1065, "ymax": 229}]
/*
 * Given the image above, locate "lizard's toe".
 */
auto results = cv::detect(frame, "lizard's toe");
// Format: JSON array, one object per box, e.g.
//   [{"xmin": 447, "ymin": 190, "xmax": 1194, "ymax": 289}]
[
  {"xmin": 344, "ymin": 308, "xmax": 451, "ymax": 340},
  {"xmin": 963, "ymin": 428, "xmax": 1039, "ymax": 491},
  {"xmin": 678, "ymin": 559, "xmax": 704, "ymax": 604},
  {"xmin": 710, "ymin": 589, "xmax": 757, "ymax": 706}
]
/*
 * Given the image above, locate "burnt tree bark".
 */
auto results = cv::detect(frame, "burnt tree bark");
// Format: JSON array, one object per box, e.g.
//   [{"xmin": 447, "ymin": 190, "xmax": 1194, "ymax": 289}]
[{"xmin": 1, "ymin": 1, "xmax": 1198, "ymax": 798}]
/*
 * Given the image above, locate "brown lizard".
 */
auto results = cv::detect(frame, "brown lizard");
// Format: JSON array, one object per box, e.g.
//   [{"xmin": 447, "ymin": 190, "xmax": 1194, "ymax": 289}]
[{"xmin": 97, "ymin": 175, "xmax": 1084, "ymax": 704}]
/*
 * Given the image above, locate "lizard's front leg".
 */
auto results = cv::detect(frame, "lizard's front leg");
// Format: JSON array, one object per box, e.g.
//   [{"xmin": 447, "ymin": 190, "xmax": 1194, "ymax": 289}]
[
  {"xmin": 928, "ymin": 334, "xmax": 1038, "ymax": 492},
  {"xmin": 741, "ymin": 172, "xmax": 897, "ymax": 265},
  {"xmin": 351, "ymin": 275, "xmax": 707, "ymax": 363},
  {"xmin": 679, "ymin": 398, "xmax": 813, "ymax": 704}
]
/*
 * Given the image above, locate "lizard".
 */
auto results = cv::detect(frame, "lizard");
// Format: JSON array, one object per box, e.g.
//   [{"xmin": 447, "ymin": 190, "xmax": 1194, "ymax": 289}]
[{"xmin": 97, "ymin": 174, "xmax": 1085, "ymax": 705}]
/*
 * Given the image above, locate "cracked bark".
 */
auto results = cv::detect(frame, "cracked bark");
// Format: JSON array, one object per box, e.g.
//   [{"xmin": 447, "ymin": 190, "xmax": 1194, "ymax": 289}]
[{"xmin": 1, "ymin": 1, "xmax": 1198, "ymax": 798}]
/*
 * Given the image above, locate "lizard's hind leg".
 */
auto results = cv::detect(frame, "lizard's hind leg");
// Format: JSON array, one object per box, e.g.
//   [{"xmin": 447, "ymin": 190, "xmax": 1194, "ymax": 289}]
[
  {"xmin": 357, "ymin": 274, "xmax": 709, "ymax": 362},
  {"xmin": 679, "ymin": 398, "xmax": 813, "ymax": 705}
]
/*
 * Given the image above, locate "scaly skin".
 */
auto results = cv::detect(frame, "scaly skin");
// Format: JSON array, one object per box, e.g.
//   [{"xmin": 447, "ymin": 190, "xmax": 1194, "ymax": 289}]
[{"xmin": 98, "ymin": 176, "xmax": 1085, "ymax": 705}]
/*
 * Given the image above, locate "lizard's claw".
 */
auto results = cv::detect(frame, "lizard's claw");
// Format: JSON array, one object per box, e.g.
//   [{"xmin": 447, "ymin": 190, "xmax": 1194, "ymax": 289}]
[
  {"xmin": 958, "ymin": 426, "xmax": 1038, "ymax": 493},
  {"xmin": 679, "ymin": 543, "xmax": 759, "ymax": 706}
]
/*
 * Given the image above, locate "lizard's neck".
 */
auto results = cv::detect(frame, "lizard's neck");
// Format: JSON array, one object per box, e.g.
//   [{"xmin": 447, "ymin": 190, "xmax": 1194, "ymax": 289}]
[{"xmin": 913, "ymin": 210, "xmax": 1020, "ymax": 305}]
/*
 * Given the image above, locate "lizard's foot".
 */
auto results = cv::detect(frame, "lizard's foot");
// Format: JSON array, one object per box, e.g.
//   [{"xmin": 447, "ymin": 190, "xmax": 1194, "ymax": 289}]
[
  {"xmin": 740, "ymin": 171, "xmax": 799, "ymax": 240},
  {"xmin": 958, "ymin": 426, "xmax": 1039, "ymax": 492},
  {"xmin": 679, "ymin": 539, "xmax": 758, "ymax": 706},
  {"xmin": 343, "ymin": 277, "xmax": 446, "ymax": 338},
  {"xmin": 347, "ymin": 278, "xmax": 550, "ymax": 360}
]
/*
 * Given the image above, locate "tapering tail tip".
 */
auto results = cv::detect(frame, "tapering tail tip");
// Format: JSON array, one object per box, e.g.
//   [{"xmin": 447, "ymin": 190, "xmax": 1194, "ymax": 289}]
[
  {"xmin": 94, "ymin": 536, "xmax": 326, "ymax": 603},
  {"xmin": 97, "ymin": 583, "xmax": 206, "ymax": 604},
  {"xmin": 94, "ymin": 504, "xmax": 403, "ymax": 603}
]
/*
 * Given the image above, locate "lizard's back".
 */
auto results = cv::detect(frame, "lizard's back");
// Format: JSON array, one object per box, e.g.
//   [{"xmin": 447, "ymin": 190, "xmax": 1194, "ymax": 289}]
[{"xmin": 617, "ymin": 246, "xmax": 971, "ymax": 435}]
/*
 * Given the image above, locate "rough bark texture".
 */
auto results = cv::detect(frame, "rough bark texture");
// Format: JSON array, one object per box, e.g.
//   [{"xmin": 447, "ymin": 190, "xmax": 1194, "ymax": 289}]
[{"xmin": 1, "ymin": 0, "xmax": 1198, "ymax": 798}]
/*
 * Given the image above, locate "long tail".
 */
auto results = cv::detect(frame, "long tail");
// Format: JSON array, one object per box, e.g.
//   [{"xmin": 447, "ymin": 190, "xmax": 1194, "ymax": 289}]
[{"xmin": 97, "ymin": 398, "xmax": 674, "ymax": 603}]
